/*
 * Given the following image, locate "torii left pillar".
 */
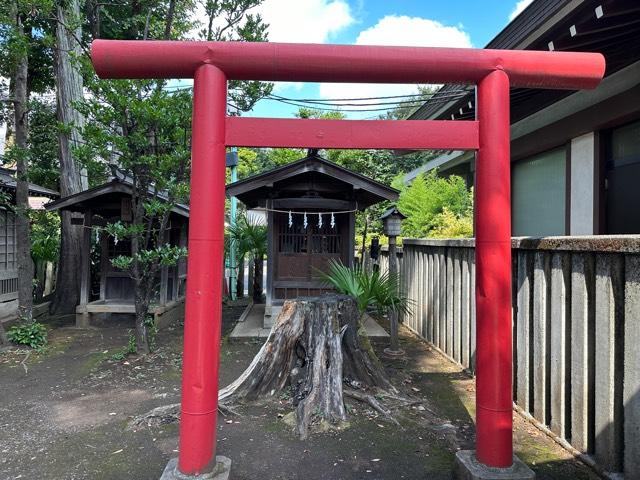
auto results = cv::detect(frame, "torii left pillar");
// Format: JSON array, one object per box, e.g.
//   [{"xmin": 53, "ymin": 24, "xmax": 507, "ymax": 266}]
[
  {"xmin": 158, "ymin": 63, "xmax": 232, "ymax": 480},
  {"xmin": 171, "ymin": 64, "xmax": 231, "ymax": 478}
]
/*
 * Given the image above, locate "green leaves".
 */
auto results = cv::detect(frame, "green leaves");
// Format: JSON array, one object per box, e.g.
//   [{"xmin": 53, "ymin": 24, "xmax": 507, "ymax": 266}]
[
  {"xmin": 7, "ymin": 321, "xmax": 48, "ymax": 350},
  {"xmin": 104, "ymin": 221, "xmax": 144, "ymax": 241},
  {"xmin": 319, "ymin": 260, "xmax": 412, "ymax": 318},
  {"xmin": 396, "ymin": 169, "xmax": 473, "ymax": 238},
  {"xmin": 227, "ymin": 214, "xmax": 267, "ymax": 260},
  {"xmin": 111, "ymin": 245, "xmax": 187, "ymax": 272},
  {"xmin": 29, "ymin": 210, "xmax": 60, "ymax": 263}
]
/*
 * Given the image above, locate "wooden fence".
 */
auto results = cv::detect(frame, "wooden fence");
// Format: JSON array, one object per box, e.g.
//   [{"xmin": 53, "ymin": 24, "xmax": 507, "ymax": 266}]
[{"xmin": 382, "ymin": 237, "xmax": 640, "ymax": 479}]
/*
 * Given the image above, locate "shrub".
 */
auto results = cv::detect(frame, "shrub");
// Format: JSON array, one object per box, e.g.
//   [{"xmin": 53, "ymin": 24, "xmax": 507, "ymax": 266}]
[
  {"xmin": 431, "ymin": 207, "xmax": 474, "ymax": 238},
  {"xmin": 319, "ymin": 260, "xmax": 411, "ymax": 319},
  {"xmin": 396, "ymin": 170, "xmax": 473, "ymax": 238},
  {"xmin": 8, "ymin": 321, "xmax": 48, "ymax": 350}
]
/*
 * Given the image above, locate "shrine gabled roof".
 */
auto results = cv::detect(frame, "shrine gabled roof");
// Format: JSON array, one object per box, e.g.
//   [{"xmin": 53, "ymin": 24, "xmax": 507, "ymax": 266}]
[
  {"xmin": 0, "ymin": 167, "xmax": 59, "ymax": 199},
  {"xmin": 226, "ymin": 153, "xmax": 398, "ymax": 210},
  {"xmin": 45, "ymin": 168, "xmax": 189, "ymax": 219}
]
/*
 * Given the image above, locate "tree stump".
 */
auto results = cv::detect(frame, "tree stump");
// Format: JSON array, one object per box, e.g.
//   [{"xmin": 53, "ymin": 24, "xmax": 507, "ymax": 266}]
[{"xmin": 220, "ymin": 295, "xmax": 395, "ymax": 438}]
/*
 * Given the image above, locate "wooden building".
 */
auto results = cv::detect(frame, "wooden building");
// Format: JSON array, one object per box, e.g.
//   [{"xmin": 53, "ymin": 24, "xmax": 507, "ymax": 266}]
[
  {"xmin": 46, "ymin": 169, "xmax": 188, "ymax": 327},
  {"xmin": 227, "ymin": 152, "xmax": 398, "ymax": 324},
  {"xmin": 0, "ymin": 167, "xmax": 58, "ymax": 317},
  {"xmin": 405, "ymin": 0, "xmax": 640, "ymax": 236}
]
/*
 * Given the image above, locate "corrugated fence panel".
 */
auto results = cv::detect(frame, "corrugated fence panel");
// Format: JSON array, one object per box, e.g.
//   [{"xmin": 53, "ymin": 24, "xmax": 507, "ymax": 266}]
[
  {"xmin": 533, "ymin": 251, "xmax": 551, "ymax": 425},
  {"xmin": 421, "ymin": 249, "xmax": 428, "ymax": 340},
  {"xmin": 453, "ymin": 250, "xmax": 462, "ymax": 363},
  {"xmin": 624, "ymin": 254, "xmax": 640, "ymax": 480},
  {"xmin": 461, "ymin": 249, "xmax": 471, "ymax": 369},
  {"xmin": 516, "ymin": 251, "xmax": 532, "ymax": 413},
  {"xmin": 570, "ymin": 252, "xmax": 595, "ymax": 454},
  {"xmin": 594, "ymin": 254, "xmax": 623, "ymax": 473},
  {"xmin": 396, "ymin": 238, "xmax": 637, "ymax": 476},
  {"xmin": 549, "ymin": 252, "xmax": 571, "ymax": 440}
]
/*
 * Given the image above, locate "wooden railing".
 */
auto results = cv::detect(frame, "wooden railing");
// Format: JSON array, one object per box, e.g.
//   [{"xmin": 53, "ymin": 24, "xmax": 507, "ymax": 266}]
[
  {"xmin": 382, "ymin": 236, "xmax": 640, "ymax": 478},
  {"xmin": 0, "ymin": 269, "xmax": 19, "ymax": 302}
]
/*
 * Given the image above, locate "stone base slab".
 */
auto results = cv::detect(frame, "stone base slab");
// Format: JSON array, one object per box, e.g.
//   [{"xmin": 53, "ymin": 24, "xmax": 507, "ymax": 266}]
[
  {"xmin": 454, "ymin": 451, "xmax": 535, "ymax": 480},
  {"xmin": 159, "ymin": 456, "xmax": 231, "ymax": 480}
]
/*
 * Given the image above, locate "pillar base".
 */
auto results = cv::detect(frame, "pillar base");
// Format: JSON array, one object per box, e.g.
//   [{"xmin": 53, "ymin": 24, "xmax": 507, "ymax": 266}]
[
  {"xmin": 159, "ymin": 456, "xmax": 231, "ymax": 480},
  {"xmin": 383, "ymin": 347, "xmax": 406, "ymax": 357},
  {"xmin": 454, "ymin": 451, "xmax": 535, "ymax": 480},
  {"xmin": 75, "ymin": 311, "xmax": 91, "ymax": 329}
]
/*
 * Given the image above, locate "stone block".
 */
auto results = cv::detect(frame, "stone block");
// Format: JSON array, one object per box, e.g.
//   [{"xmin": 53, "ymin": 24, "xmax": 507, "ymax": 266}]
[
  {"xmin": 454, "ymin": 451, "xmax": 535, "ymax": 480},
  {"xmin": 159, "ymin": 456, "xmax": 231, "ymax": 480}
]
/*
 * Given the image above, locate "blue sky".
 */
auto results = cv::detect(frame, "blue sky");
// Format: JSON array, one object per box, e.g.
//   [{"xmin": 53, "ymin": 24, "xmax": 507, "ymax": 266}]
[{"xmin": 195, "ymin": 0, "xmax": 533, "ymax": 118}]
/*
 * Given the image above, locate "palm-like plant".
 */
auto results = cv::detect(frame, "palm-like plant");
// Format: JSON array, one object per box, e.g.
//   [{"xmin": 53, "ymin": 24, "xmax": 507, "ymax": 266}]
[
  {"xmin": 320, "ymin": 260, "xmax": 412, "ymax": 320},
  {"xmin": 228, "ymin": 214, "xmax": 267, "ymax": 302}
]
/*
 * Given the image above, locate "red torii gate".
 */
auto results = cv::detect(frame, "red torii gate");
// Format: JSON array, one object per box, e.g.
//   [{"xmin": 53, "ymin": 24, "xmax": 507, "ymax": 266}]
[{"xmin": 91, "ymin": 40, "xmax": 604, "ymax": 478}]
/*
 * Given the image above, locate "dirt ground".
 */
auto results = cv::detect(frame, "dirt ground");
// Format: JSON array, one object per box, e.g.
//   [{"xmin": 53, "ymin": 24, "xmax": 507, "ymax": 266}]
[{"xmin": 0, "ymin": 305, "xmax": 599, "ymax": 480}]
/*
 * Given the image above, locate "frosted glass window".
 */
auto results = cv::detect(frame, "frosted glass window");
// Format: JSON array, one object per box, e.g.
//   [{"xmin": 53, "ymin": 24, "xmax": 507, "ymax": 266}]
[{"xmin": 512, "ymin": 148, "xmax": 566, "ymax": 236}]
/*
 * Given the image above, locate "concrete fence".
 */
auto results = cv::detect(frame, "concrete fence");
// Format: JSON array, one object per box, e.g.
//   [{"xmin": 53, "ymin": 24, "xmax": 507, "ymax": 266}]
[{"xmin": 382, "ymin": 236, "xmax": 640, "ymax": 479}]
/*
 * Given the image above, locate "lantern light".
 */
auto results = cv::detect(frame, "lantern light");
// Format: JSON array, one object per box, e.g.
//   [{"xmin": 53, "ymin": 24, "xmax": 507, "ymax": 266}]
[{"xmin": 380, "ymin": 206, "xmax": 406, "ymax": 238}]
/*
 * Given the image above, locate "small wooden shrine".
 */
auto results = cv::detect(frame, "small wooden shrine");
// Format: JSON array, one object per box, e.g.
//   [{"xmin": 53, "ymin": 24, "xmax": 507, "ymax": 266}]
[
  {"xmin": 46, "ymin": 168, "xmax": 189, "ymax": 327},
  {"xmin": 0, "ymin": 167, "xmax": 59, "ymax": 306},
  {"xmin": 226, "ymin": 151, "xmax": 398, "ymax": 323}
]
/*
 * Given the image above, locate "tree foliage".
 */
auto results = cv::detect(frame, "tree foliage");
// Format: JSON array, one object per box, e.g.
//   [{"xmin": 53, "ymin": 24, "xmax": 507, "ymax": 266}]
[
  {"xmin": 74, "ymin": 0, "xmax": 273, "ymax": 352},
  {"xmin": 27, "ymin": 99, "xmax": 60, "ymax": 190},
  {"xmin": 198, "ymin": 0, "xmax": 273, "ymax": 111},
  {"xmin": 227, "ymin": 213, "xmax": 267, "ymax": 302},
  {"xmin": 395, "ymin": 170, "xmax": 473, "ymax": 238}
]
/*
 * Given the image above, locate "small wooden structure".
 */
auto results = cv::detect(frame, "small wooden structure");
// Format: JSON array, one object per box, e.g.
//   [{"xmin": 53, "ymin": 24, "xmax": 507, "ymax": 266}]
[
  {"xmin": 0, "ymin": 167, "xmax": 59, "ymax": 308},
  {"xmin": 46, "ymin": 169, "xmax": 188, "ymax": 327},
  {"xmin": 227, "ymin": 152, "xmax": 398, "ymax": 324}
]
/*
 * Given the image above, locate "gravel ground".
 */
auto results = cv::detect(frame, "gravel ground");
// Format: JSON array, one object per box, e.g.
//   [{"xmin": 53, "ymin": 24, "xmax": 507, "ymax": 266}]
[{"xmin": 0, "ymin": 305, "xmax": 599, "ymax": 480}]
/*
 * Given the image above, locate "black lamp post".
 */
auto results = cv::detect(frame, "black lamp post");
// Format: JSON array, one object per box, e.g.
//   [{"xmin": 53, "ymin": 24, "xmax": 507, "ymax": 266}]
[{"xmin": 381, "ymin": 206, "xmax": 406, "ymax": 356}]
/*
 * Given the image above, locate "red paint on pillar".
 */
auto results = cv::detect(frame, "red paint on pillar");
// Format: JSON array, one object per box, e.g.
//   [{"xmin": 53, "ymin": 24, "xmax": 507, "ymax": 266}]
[
  {"xmin": 475, "ymin": 69, "xmax": 513, "ymax": 468},
  {"xmin": 178, "ymin": 64, "xmax": 227, "ymax": 475}
]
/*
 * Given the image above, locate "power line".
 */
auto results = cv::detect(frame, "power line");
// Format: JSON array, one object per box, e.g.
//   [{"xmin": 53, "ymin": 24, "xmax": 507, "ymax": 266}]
[
  {"xmin": 267, "ymin": 97, "xmax": 425, "ymax": 113},
  {"xmin": 267, "ymin": 89, "xmax": 469, "ymax": 103},
  {"xmin": 267, "ymin": 95, "xmax": 441, "ymax": 108},
  {"xmin": 266, "ymin": 94, "xmax": 469, "ymax": 113}
]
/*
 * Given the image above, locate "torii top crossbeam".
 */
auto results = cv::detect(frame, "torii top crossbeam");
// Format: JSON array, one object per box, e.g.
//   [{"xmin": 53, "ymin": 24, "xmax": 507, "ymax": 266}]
[
  {"xmin": 90, "ymin": 39, "xmax": 604, "ymax": 479},
  {"xmin": 92, "ymin": 39, "xmax": 603, "ymax": 89}
]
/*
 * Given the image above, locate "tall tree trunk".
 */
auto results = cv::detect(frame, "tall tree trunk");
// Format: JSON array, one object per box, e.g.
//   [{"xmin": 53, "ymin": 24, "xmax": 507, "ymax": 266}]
[
  {"xmin": 163, "ymin": 0, "xmax": 176, "ymax": 39},
  {"xmin": 253, "ymin": 255, "xmax": 263, "ymax": 302},
  {"xmin": 50, "ymin": 0, "xmax": 89, "ymax": 315},
  {"xmin": 0, "ymin": 321, "xmax": 8, "ymax": 345},
  {"xmin": 13, "ymin": 6, "xmax": 33, "ymax": 322},
  {"xmin": 134, "ymin": 281, "xmax": 151, "ymax": 355},
  {"xmin": 236, "ymin": 255, "xmax": 244, "ymax": 298}
]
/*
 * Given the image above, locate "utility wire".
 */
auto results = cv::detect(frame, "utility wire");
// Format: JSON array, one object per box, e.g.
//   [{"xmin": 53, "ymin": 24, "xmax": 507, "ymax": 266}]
[
  {"xmin": 267, "ymin": 95, "xmax": 469, "ymax": 113},
  {"xmin": 266, "ymin": 90, "xmax": 469, "ymax": 102}
]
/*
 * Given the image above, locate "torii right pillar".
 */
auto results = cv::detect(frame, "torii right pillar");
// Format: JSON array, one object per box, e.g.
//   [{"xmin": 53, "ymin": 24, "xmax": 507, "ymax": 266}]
[{"xmin": 455, "ymin": 68, "xmax": 533, "ymax": 479}]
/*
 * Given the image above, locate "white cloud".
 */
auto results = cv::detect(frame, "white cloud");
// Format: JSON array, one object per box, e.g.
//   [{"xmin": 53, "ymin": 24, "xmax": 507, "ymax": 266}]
[
  {"xmin": 192, "ymin": 0, "xmax": 354, "ymax": 43},
  {"xmin": 354, "ymin": 15, "xmax": 471, "ymax": 48},
  {"xmin": 509, "ymin": 0, "xmax": 534, "ymax": 21},
  {"xmin": 272, "ymin": 82, "xmax": 305, "ymax": 94},
  {"xmin": 318, "ymin": 15, "xmax": 472, "ymax": 114},
  {"xmin": 256, "ymin": 0, "xmax": 354, "ymax": 43}
]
